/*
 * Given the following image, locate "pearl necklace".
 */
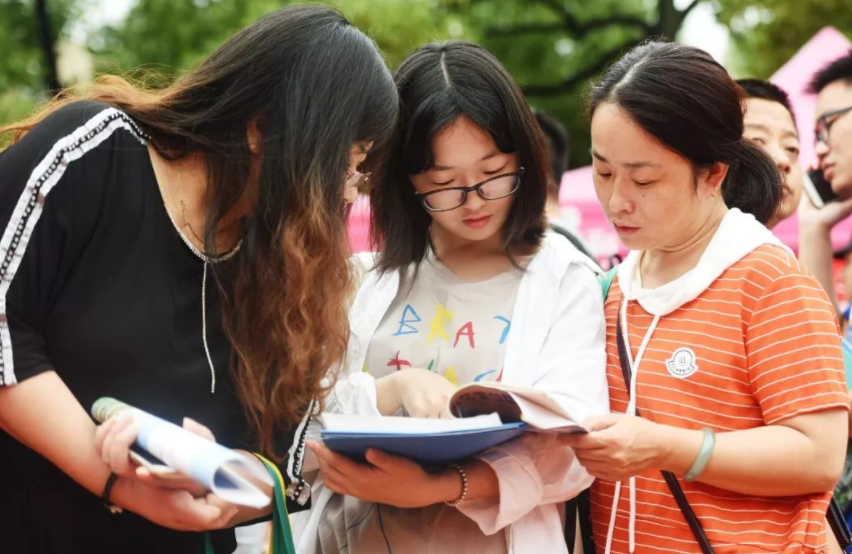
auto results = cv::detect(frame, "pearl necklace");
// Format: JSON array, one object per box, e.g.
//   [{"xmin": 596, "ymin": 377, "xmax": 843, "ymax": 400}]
[{"xmin": 163, "ymin": 203, "xmax": 243, "ymax": 394}]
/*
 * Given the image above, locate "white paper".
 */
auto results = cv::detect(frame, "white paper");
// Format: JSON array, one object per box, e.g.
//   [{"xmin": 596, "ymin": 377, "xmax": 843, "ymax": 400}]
[
  {"xmin": 321, "ymin": 412, "xmax": 504, "ymax": 435},
  {"xmin": 92, "ymin": 397, "xmax": 273, "ymax": 508}
]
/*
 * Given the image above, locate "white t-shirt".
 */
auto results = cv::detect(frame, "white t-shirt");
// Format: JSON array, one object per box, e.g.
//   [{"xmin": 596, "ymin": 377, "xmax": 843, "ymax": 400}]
[
  {"xmin": 319, "ymin": 253, "xmax": 523, "ymax": 554},
  {"xmin": 365, "ymin": 250, "xmax": 523, "ymax": 387}
]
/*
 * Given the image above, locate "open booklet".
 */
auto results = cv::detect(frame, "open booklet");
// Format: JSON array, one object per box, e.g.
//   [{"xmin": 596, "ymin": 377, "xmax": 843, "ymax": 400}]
[
  {"xmin": 449, "ymin": 381, "xmax": 587, "ymax": 433},
  {"xmin": 91, "ymin": 398, "xmax": 273, "ymax": 508},
  {"xmin": 321, "ymin": 382, "xmax": 586, "ymax": 465}
]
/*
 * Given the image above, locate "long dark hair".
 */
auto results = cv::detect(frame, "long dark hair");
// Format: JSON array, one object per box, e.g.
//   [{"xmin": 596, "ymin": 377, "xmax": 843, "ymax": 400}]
[
  {"xmin": 371, "ymin": 40, "xmax": 548, "ymax": 273},
  {"xmin": 3, "ymin": 4, "xmax": 399, "ymax": 458},
  {"xmin": 588, "ymin": 41, "xmax": 782, "ymax": 224}
]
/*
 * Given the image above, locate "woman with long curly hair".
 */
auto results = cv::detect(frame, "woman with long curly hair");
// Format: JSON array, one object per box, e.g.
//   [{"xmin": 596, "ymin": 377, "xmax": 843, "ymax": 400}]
[{"xmin": 0, "ymin": 4, "xmax": 397, "ymax": 553}]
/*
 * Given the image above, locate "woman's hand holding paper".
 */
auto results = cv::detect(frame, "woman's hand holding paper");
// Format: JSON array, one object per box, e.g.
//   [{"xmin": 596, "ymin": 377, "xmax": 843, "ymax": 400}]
[
  {"xmin": 560, "ymin": 413, "xmax": 670, "ymax": 482},
  {"xmin": 95, "ymin": 413, "xmax": 211, "ymax": 494},
  {"xmin": 94, "ymin": 413, "xmax": 249, "ymax": 531},
  {"xmin": 112, "ymin": 477, "xmax": 240, "ymax": 532}
]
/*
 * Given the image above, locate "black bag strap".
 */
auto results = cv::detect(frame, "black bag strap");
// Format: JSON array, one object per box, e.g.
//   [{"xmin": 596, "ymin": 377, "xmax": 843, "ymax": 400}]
[
  {"xmin": 577, "ymin": 488, "xmax": 597, "ymax": 554},
  {"xmin": 616, "ymin": 305, "xmax": 716, "ymax": 554},
  {"xmin": 564, "ymin": 490, "xmax": 598, "ymax": 554},
  {"xmin": 829, "ymin": 493, "xmax": 852, "ymax": 551},
  {"xmin": 564, "ymin": 496, "xmax": 578, "ymax": 549}
]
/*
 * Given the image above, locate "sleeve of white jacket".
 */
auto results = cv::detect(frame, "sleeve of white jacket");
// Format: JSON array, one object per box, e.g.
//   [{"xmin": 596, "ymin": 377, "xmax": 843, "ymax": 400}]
[
  {"xmin": 325, "ymin": 255, "xmax": 388, "ymax": 418},
  {"xmin": 328, "ymin": 371, "xmax": 382, "ymax": 416},
  {"xmin": 458, "ymin": 263, "xmax": 609, "ymax": 534}
]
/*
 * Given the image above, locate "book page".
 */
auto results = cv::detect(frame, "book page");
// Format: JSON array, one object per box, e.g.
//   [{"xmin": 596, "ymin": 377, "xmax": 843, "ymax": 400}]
[
  {"xmin": 321, "ymin": 412, "xmax": 504, "ymax": 435},
  {"xmin": 449, "ymin": 383, "xmax": 586, "ymax": 432},
  {"xmin": 448, "ymin": 387, "xmax": 523, "ymax": 422}
]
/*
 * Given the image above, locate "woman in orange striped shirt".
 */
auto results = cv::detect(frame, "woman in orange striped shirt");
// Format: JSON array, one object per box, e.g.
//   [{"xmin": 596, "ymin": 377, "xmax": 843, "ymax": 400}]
[{"xmin": 563, "ymin": 41, "xmax": 850, "ymax": 554}]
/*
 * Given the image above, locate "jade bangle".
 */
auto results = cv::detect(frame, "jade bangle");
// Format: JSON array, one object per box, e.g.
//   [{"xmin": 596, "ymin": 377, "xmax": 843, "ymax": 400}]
[{"xmin": 683, "ymin": 428, "xmax": 715, "ymax": 482}]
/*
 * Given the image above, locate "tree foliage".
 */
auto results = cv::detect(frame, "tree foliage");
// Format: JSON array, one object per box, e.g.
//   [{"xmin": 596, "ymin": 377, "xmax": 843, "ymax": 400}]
[
  {"xmin": 715, "ymin": 0, "xmax": 852, "ymax": 79},
  {"xmin": 3, "ymin": 0, "xmax": 850, "ymax": 165},
  {"xmin": 0, "ymin": 0, "xmax": 77, "ymax": 125},
  {"xmin": 443, "ymin": 0, "xmax": 702, "ymax": 165}
]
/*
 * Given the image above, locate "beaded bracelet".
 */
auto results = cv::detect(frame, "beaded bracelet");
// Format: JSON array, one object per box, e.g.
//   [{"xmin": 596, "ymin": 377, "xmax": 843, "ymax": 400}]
[{"xmin": 444, "ymin": 463, "xmax": 469, "ymax": 507}]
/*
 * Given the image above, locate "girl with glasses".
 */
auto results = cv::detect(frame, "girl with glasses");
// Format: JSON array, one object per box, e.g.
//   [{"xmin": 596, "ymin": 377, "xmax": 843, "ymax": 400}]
[{"xmin": 295, "ymin": 41, "xmax": 609, "ymax": 554}]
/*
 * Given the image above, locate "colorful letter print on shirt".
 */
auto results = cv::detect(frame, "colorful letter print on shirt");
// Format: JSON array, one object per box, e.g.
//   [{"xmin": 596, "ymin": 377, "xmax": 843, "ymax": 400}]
[{"xmin": 365, "ymin": 255, "xmax": 522, "ymax": 387}]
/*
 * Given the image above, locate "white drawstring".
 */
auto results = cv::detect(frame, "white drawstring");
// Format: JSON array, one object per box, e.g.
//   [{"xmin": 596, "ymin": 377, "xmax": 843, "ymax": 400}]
[
  {"xmin": 604, "ymin": 480, "xmax": 621, "ymax": 554},
  {"xmin": 604, "ymin": 295, "xmax": 660, "ymax": 554}
]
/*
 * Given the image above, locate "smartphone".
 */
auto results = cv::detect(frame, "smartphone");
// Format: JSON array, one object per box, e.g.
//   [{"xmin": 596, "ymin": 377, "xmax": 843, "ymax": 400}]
[
  {"xmin": 804, "ymin": 168, "xmax": 839, "ymax": 208},
  {"xmin": 129, "ymin": 444, "xmax": 183, "ymax": 479}
]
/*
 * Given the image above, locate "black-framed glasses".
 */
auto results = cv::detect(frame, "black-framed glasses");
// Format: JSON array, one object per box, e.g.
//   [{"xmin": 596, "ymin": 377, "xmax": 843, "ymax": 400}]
[
  {"xmin": 415, "ymin": 167, "xmax": 525, "ymax": 212},
  {"xmin": 816, "ymin": 105, "xmax": 852, "ymax": 144}
]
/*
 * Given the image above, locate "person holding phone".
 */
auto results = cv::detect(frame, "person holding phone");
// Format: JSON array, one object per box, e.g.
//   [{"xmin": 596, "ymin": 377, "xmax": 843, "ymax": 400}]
[
  {"xmin": 799, "ymin": 50, "xmax": 852, "ymax": 327},
  {"xmin": 798, "ymin": 51, "xmax": 852, "ymax": 518}
]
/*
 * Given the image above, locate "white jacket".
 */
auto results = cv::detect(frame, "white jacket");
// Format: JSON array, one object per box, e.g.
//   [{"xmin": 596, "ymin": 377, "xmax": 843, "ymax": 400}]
[{"xmin": 293, "ymin": 233, "xmax": 610, "ymax": 554}]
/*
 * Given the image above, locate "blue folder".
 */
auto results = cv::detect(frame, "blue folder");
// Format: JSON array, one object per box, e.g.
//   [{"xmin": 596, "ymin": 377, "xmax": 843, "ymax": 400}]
[{"xmin": 321, "ymin": 422, "xmax": 527, "ymax": 466}]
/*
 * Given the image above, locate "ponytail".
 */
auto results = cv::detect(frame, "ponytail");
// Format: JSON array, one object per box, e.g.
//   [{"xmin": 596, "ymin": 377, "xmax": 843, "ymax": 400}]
[{"xmin": 721, "ymin": 138, "xmax": 783, "ymax": 225}]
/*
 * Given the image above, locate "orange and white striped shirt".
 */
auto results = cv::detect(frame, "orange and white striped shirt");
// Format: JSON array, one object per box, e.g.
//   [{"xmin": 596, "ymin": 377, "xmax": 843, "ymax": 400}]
[{"xmin": 590, "ymin": 244, "xmax": 849, "ymax": 554}]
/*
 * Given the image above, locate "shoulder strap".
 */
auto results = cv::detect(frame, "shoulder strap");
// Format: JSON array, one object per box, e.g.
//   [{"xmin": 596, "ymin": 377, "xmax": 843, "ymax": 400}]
[
  {"xmin": 598, "ymin": 267, "xmax": 618, "ymax": 300},
  {"xmin": 616, "ymin": 305, "xmax": 716, "ymax": 554}
]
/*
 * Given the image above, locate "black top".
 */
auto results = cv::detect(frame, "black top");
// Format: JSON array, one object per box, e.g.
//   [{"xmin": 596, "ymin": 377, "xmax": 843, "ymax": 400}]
[{"xmin": 0, "ymin": 101, "xmax": 307, "ymax": 553}]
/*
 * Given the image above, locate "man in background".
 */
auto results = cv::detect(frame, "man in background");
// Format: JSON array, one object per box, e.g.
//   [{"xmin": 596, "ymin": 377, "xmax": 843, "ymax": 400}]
[
  {"xmin": 737, "ymin": 79, "xmax": 803, "ymax": 229},
  {"xmin": 796, "ymin": 54, "xmax": 852, "ymax": 509},
  {"xmin": 797, "ymin": 51, "xmax": 852, "ymax": 324}
]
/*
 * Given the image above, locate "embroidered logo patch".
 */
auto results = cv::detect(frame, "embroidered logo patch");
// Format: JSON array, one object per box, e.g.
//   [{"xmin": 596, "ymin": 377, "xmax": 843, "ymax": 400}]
[{"xmin": 666, "ymin": 347, "xmax": 699, "ymax": 379}]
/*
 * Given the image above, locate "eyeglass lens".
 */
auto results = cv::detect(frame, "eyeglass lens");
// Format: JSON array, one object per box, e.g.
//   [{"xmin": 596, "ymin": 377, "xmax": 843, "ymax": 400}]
[{"xmin": 423, "ymin": 174, "xmax": 519, "ymax": 211}]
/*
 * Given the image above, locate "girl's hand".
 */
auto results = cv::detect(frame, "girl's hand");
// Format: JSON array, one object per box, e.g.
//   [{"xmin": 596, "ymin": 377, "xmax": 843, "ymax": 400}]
[
  {"xmin": 307, "ymin": 440, "xmax": 460, "ymax": 508},
  {"xmin": 379, "ymin": 368, "xmax": 458, "ymax": 418},
  {"xmin": 560, "ymin": 413, "xmax": 668, "ymax": 481},
  {"xmin": 95, "ymin": 414, "xmax": 214, "ymax": 495}
]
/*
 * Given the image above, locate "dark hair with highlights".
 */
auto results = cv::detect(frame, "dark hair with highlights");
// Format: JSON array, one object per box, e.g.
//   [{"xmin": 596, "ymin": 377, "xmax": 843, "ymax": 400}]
[
  {"xmin": 2, "ymin": 4, "xmax": 399, "ymax": 458},
  {"xmin": 371, "ymin": 40, "xmax": 548, "ymax": 273},
  {"xmin": 588, "ymin": 41, "xmax": 783, "ymax": 225}
]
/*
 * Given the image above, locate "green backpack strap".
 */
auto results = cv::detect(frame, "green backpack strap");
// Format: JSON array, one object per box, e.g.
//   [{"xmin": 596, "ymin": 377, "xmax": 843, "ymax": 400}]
[
  {"xmin": 257, "ymin": 455, "xmax": 297, "ymax": 554},
  {"xmin": 842, "ymin": 338, "xmax": 852, "ymax": 389},
  {"xmin": 598, "ymin": 267, "xmax": 618, "ymax": 300}
]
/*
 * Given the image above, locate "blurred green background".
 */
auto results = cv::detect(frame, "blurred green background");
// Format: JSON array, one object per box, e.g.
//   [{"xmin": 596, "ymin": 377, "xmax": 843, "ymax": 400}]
[{"xmin": 2, "ymin": 0, "xmax": 851, "ymax": 166}]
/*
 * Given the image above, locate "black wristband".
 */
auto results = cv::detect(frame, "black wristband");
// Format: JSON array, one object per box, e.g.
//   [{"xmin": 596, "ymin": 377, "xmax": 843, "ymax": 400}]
[{"xmin": 101, "ymin": 472, "xmax": 123, "ymax": 514}]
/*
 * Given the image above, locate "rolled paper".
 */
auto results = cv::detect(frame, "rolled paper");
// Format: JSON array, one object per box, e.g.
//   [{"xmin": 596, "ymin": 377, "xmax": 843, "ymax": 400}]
[{"xmin": 92, "ymin": 397, "xmax": 272, "ymax": 508}]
